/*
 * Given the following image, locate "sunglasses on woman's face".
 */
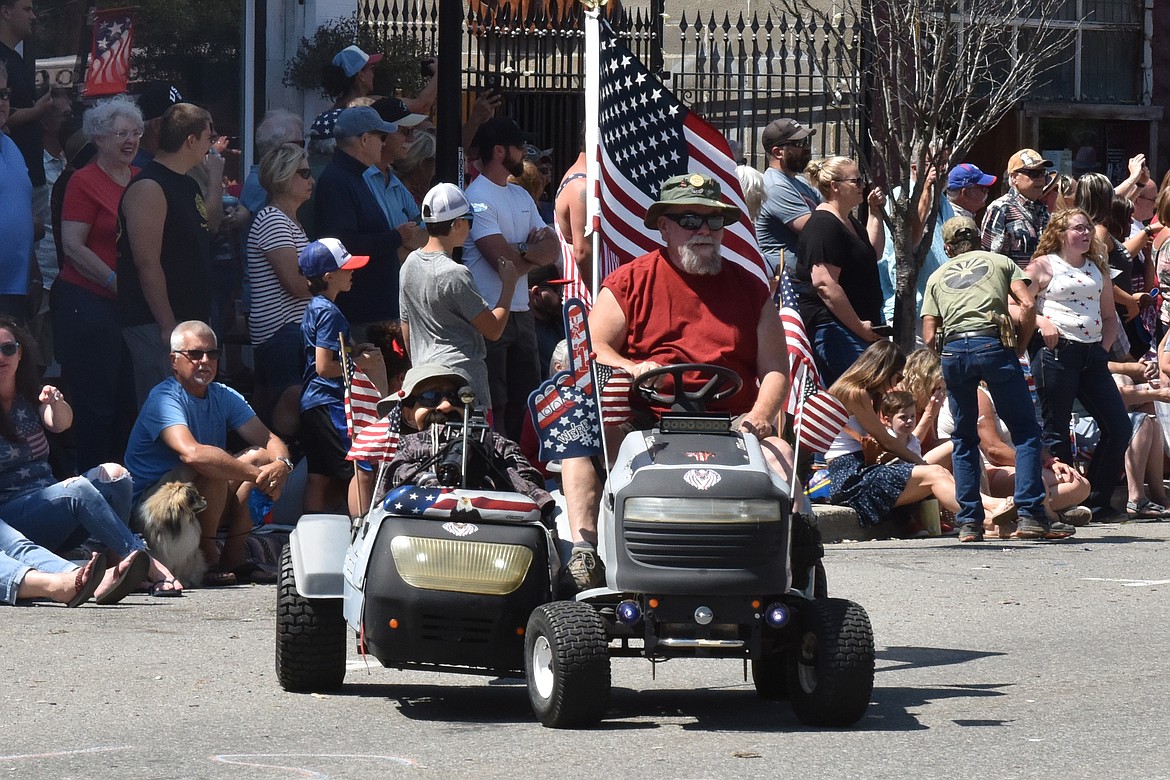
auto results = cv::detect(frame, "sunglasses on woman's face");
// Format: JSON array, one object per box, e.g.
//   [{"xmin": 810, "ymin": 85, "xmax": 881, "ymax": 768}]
[
  {"xmin": 294, "ymin": 168, "xmax": 312, "ymax": 180},
  {"xmin": 0, "ymin": 341, "xmax": 19, "ymax": 357}
]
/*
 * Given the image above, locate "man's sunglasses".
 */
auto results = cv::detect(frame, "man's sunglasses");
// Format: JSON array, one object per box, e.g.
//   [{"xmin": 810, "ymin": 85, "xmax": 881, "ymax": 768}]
[
  {"xmin": 0, "ymin": 89, "xmax": 11, "ymax": 101},
  {"xmin": 172, "ymin": 348, "xmax": 222, "ymax": 362},
  {"xmin": 662, "ymin": 212, "xmax": 726, "ymax": 231},
  {"xmin": 0, "ymin": 341, "xmax": 19, "ymax": 356},
  {"xmin": 405, "ymin": 389, "xmax": 464, "ymax": 407}
]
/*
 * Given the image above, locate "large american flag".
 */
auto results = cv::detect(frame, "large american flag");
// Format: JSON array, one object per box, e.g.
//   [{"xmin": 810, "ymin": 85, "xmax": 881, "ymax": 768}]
[
  {"xmin": 83, "ymin": 8, "xmax": 135, "ymax": 97},
  {"xmin": 584, "ymin": 12, "xmax": 768, "ymax": 288}
]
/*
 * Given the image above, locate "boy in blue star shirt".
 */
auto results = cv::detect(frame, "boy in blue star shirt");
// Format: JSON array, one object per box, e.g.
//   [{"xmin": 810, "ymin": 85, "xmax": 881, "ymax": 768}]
[{"xmin": 298, "ymin": 238, "xmax": 386, "ymax": 514}]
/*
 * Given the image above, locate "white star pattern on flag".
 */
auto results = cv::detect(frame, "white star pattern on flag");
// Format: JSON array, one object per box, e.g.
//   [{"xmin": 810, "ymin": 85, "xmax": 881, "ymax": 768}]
[
  {"xmin": 84, "ymin": 9, "xmax": 135, "ymax": 97},
  {"xmin": 587, "ymin": 14, "xmax": 767, "ymax": 288}
]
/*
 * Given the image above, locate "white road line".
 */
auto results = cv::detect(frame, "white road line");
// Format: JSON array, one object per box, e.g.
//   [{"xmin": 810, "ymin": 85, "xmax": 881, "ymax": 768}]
[{"xmin": 1080, "ymin": 577, "xmax": 1170, "ymax": 587}]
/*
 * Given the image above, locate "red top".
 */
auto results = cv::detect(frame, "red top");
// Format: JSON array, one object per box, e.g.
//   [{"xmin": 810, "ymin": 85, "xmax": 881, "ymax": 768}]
[
  {"xmin": 603, "ymin": 249, "xmax": 768, "ymax": 415},
  {"xmin": 59, "ymin": 162, "xmax": 139, "ymax": 300}
]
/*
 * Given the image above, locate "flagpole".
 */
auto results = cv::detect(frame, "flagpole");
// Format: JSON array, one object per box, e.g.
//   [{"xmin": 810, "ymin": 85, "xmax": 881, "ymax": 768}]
[
  {"xmin": 788, "ymin": 368, "xmax": 808, "ymax": 513},
  {"xmin": 339, "ymin": 332, "xmax": 367, "ymax": 519},
  {"xmin": 583, "ymin": 4, "xmax": 602, "ymax": 301}
]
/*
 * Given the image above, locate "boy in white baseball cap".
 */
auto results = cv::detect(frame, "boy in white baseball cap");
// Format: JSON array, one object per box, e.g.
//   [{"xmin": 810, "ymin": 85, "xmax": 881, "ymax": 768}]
[{"xmin": 398, "ymin": 184, "xmax": 522, "ymax": 411}]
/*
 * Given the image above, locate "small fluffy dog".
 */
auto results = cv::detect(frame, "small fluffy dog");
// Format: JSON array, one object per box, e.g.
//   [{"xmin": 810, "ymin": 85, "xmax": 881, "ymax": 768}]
[{"xmin": 134, "ymin": 481, "xmax": 208, "ymax": 588}]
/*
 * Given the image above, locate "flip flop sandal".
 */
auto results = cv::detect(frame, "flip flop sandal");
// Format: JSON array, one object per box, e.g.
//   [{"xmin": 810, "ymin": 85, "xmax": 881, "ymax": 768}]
[
  {"xmin": 67, "ymin": 553, "xmax": 108, "ymax": 608},
  {"xmin": 1127, "ymin": 499, "xmax": 1169, "ymax": 519},
  {"xmin": 987, "ymin": 498, "xmax": 1018, "ymax": 528},
  {"xmin": 149, "ymin": 578, "xmax": 183, "ymax": 598},
  {"xmin": 94, "ymin": 550, "xmax": 150, "ymax": 605}
]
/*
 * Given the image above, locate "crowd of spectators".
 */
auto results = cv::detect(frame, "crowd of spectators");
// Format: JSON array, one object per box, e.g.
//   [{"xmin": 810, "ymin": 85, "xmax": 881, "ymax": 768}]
[{"xmin": 5, "ymin": 16, "xmax": 1170, "ymax": 601}]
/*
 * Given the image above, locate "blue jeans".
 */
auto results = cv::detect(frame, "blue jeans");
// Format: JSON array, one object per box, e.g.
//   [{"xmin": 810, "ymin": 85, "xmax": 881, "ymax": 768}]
[
  {"xmin": 1032, "ymin": 339, "xmax": 1131, "ymax": 511},
  {"xmin": 51, "ymin": 281, "xmax": 136, "ymax": 472},
  {"xmin": 812, "ymin": 318, "xmax": 869, "ymax": 388},
  {"xmin": 0, "ymin": 518, "xmax": 75, "ymax": 604},
  {"xmin": 0, "ymin": 470, "xmax": 143, "ymax": 558},
  {"xmin": 941, "ymin": 336, "xmax": 1045, "ymax": 525}
]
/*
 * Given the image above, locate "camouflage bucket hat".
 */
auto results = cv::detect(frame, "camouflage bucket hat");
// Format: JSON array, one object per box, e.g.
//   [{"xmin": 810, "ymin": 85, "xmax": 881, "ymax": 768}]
[{"xmin": 643, "ymin": 173, "xmax": 741, "ymax": 229}]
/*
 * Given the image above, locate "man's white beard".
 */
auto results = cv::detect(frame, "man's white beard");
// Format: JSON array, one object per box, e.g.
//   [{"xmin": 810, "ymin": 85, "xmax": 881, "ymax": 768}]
[{"xmin": 677, "ymin": 237, "xmax": 723, "ymax": 275}]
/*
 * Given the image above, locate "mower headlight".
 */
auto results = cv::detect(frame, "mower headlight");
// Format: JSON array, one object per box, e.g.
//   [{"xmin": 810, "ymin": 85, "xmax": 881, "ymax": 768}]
[
  {"xmin": 389, "ymin": 536, "xmax": 534, "ymax": 595},
  {"xmin": 623, "ymin": 497, "xmax": 782, "ymax": 524}
]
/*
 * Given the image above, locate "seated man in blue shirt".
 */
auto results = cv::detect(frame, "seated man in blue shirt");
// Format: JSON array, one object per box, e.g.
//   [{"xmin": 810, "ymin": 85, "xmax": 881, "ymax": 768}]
[{"xmin": 124, "ymin": 321, "xmax": 294, "ymax": 586}]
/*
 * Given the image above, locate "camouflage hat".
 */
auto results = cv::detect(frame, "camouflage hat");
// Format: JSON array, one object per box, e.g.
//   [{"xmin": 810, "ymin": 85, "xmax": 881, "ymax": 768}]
[
  {"xmin": 643, "ymin": 173, "xmax": 741, "ymax": 229},
  {"xmin": 941, "ymin": 215, "xmax": 980, "ymax": 244}
]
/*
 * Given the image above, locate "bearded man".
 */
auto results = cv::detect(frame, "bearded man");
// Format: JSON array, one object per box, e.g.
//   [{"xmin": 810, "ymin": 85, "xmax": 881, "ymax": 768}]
[{"xmin": 558, "ymin": 173, "xmax": 793, "ymax": 592}]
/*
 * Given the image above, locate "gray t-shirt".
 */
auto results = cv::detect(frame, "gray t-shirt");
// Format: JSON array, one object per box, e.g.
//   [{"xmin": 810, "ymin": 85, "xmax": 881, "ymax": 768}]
[
  {"xmin": 755, "ymin": 167, "xmax": 821, "ymax": 273},
  {"xmin": 399, "ymin": 249, "xmax": 493, "ymax": 407}
]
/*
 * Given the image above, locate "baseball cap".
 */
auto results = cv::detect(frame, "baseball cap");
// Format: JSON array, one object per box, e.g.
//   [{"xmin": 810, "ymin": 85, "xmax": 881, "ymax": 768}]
[
  {"xmin": 333, "ymin": 106, "xmax": 398, "ymax": 140},
  {"xmin": 1008, "ymin": 148, "xmax": 1054, "ymax": 174},
  {"xmin": 137, "ymin": 83, "xmax": 183, "ymax": 122},
  {"xmin": 298, "ymin": 238, "xmax": 370, "ymax": 278},
  {"xmin": 377, "ymin": 363, "xmax": 473, "ymax": 417},
  {"xmin": 309, "ymin": 108, "xmax": 344, "ymax": 141},
  {"xmin": 372, "ymin": 97, "xmax": 428, "ymax": 128},
  {"xmin": 941, "ymin": 216, "xmax": 980, "ymax": 244},
  {"xmin": 421, "ymin": 183, "xmax": 487, "ymax": 223},
  {"xmin": 332, "ymin": 45, "xmax": 384, "ymax": 78},
  {"xmin": 643, "ymin": 173, "xmax": 741, "ymax": 229},
  {"xmin": 761, "ymin": 118, "xmax": 815, "ymax": 151},
  {"xmin": 472, "ymin": 117, "xmax": 526, "ymax": 152},
  {"xmin": 947, "ymin": 163, "xmax": 997, "ymax": 191}
]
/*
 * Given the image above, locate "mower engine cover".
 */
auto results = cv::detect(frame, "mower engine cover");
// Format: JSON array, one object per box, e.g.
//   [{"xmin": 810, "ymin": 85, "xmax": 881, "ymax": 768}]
[{"xmin": 599, "ymin": 423, "xmax": 792, "ymax": 595}]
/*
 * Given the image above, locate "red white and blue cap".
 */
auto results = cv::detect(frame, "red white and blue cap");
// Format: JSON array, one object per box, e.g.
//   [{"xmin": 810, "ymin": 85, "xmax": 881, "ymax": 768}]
[{"xmin": 298, "ymin": 238, "xmax": 370, "ymax": 277}]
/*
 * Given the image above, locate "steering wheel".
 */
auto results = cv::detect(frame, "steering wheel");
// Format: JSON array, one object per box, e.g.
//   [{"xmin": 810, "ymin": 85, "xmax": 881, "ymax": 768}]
[{"xmin": 632, "ymin": 363, "xmax": 743, "ymax": 413}]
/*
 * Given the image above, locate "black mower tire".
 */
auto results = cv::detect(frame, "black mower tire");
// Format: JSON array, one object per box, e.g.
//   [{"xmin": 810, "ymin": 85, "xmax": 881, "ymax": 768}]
[
  {"xmin": 525, "ymin": 601, "xmax": 611, "ymax": 728},
  {"xmin": 787, "ymin": 597, "xmax": 874, "ymax": 727},
  {"xmin": 275, "ymin": 544, "xmax": 347, "ymax": 693},
  {"xmin": 752, "ymin": 651, "xmax": 789, "ymax": 700}
]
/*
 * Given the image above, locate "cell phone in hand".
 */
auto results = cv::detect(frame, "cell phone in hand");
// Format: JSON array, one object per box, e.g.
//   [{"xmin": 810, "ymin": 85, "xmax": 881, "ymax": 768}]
[{"xmin": 871, "ymin": 324, "xmax": 894, "ymax": 338}]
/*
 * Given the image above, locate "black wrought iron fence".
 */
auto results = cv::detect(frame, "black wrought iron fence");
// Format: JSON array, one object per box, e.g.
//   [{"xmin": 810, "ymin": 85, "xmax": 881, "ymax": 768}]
[{"xmin": 357, "ymin": 0, "xmax": 861, "ymax": 173}]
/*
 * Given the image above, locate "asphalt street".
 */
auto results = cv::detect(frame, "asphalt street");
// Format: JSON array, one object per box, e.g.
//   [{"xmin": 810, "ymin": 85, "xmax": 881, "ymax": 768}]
[{"xmin": 4, "ymin": 521, "xmax": 1170, "ymax": 779}]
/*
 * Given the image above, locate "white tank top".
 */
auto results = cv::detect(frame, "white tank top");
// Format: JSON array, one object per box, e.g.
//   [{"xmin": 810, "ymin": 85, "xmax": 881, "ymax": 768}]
[{"xmin": 1038, "ymin": 252, "xmax": 1103, "ymax": 343}]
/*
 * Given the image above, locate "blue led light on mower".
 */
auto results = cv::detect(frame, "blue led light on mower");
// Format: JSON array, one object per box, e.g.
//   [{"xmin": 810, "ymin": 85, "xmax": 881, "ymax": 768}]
[
  {"xmin": 616, "ymin": 600, "xmax": 642, "ymax": 625},
  {"xmin": 764, "ymin": 602, "xmax": 790, "ymax": 628}
]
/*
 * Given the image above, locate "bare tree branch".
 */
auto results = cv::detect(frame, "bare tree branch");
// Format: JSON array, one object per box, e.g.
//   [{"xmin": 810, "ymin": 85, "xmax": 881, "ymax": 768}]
[{"xmin": 775, "ymin": 0, "xmax": 1079, "ymax": 348}]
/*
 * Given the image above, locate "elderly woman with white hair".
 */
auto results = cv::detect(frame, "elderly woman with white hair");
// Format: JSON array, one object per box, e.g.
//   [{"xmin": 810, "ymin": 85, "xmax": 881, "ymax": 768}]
[{"xmin": 54, "ymin": 94, "xmax": 144, "ymax": 472}]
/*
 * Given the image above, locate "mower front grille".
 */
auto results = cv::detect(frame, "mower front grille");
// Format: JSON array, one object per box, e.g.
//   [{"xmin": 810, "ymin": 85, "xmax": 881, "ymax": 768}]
[
  {"xmin": 622, "ymin": 521, "xmax": 783, "ymax": 569},
  {"xmin": 418, "ymin": 613, "xmax": 495, "ymax": 645}
]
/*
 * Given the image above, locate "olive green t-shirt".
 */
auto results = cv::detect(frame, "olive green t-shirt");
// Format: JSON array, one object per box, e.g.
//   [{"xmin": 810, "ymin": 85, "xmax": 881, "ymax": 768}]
[{"xmin": 921, "ymin": 250, "xmax": 1028, "ymax": 335}]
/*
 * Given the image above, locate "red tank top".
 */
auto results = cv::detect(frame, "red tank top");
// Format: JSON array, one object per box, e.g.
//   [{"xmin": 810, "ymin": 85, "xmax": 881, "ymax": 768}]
[{"xmin": 603, "ymin": 249, "xmax": 767, "ymax": 415}]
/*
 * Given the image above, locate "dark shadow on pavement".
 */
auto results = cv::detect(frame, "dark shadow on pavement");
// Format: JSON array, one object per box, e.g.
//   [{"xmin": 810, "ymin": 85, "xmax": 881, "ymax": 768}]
[{"xmin": 877, "ymin": 645, "xmax": 1006, "ymax": 672}]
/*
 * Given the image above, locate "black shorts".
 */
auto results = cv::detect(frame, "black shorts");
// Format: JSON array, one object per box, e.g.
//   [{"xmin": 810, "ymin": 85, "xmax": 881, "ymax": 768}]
[{"xmin": 299, "ymin": 404, "xmax": 354, "ymax": 480}]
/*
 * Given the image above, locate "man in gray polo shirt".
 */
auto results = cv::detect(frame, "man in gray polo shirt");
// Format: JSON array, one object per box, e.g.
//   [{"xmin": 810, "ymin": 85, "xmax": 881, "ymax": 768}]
[{"xmin": 755, "ymin": 117, "xmax": 821, "ymax": 274}]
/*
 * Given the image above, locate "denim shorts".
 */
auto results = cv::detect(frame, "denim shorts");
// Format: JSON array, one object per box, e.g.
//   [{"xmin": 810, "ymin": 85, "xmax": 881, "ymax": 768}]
[{"xmin": 254, "ymin": 321, "xmax": 304, "ymax": 396}]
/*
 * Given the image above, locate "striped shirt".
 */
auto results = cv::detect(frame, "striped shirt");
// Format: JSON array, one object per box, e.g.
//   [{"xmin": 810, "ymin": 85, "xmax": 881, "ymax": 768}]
[{"xmin": 246, "ymin": 206, "xmax": 310, "ymax": 345}]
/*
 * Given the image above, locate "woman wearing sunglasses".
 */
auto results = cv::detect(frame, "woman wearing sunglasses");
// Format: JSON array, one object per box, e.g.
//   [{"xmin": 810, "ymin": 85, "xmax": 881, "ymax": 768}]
[
  {"xmin": 246, "ymin": 143, "xmax": 313, "ymax": 440},
  {"xmin": 0, "ymin": 318, "xmax": 183, "ymax": 599},
  {"xmin": 793, "ymin": 155, "xmax": 888, "ymax": 386},
  {"xmin": 55, "ymin": 95, "xmax": 144, "ymax": 473},
  {"xmin": 1026, "ymin": 208, "xmax": 1131, "ymax": 523}
]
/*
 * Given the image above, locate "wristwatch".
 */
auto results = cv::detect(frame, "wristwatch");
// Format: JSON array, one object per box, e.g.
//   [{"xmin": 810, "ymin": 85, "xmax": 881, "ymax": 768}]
[
  {"xmin": 276, "ymin": 457, "xmax": 295, "ymax": 471},
  {"xmin": 516, "ymin": 241, "xmax": 528, "ymax": 258}
]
